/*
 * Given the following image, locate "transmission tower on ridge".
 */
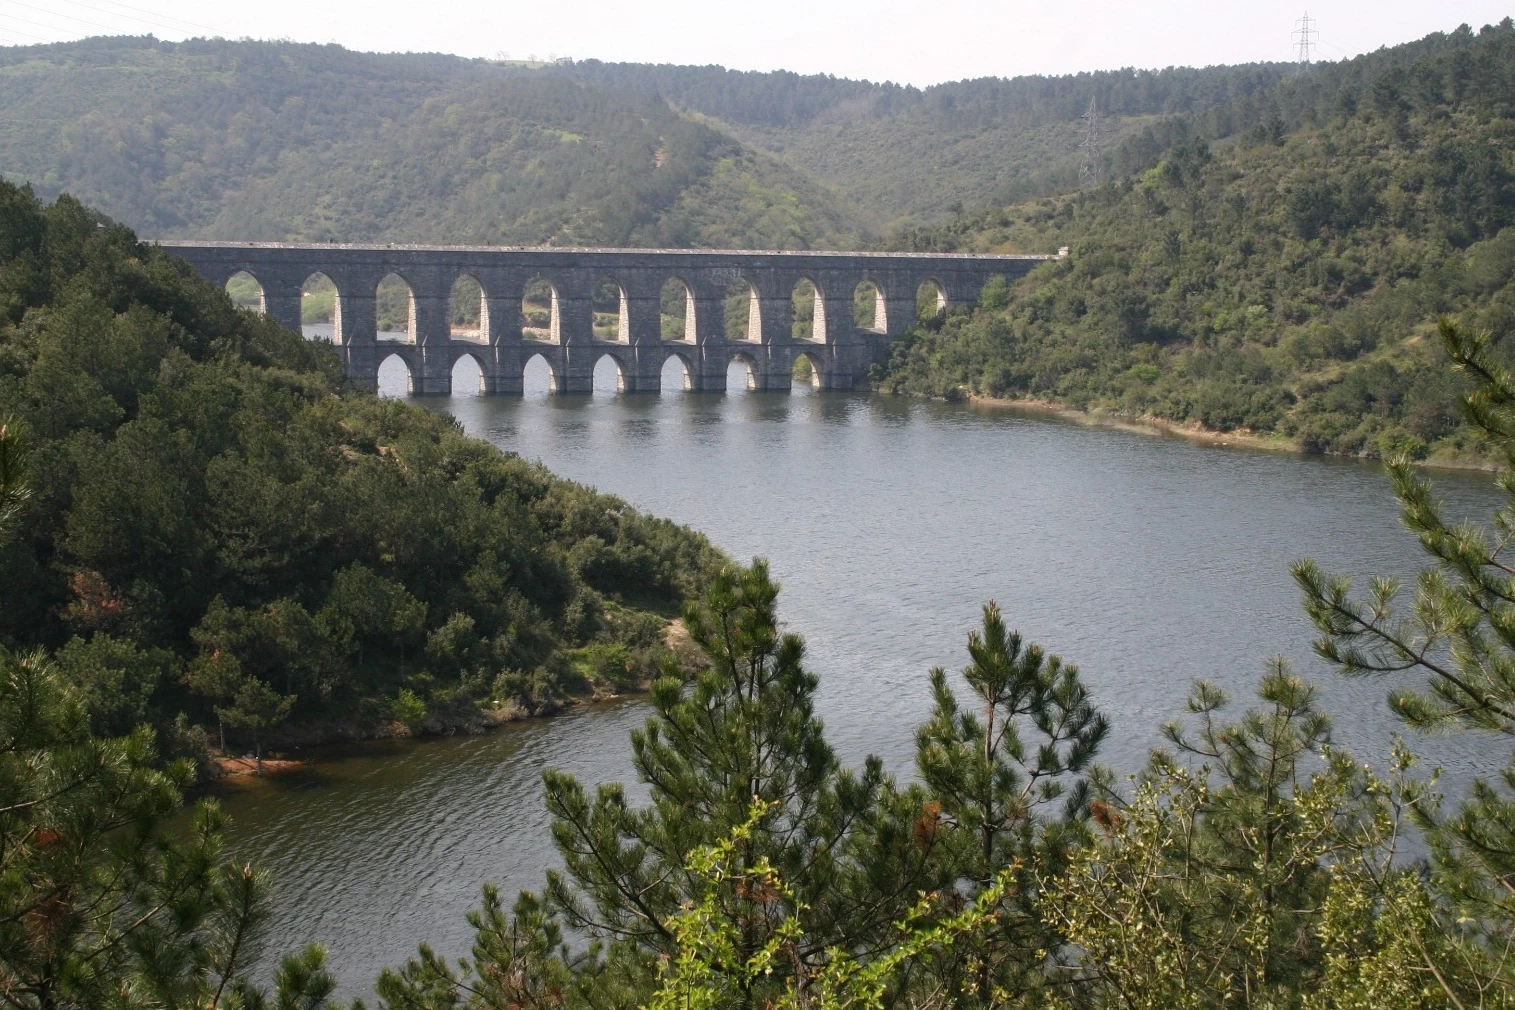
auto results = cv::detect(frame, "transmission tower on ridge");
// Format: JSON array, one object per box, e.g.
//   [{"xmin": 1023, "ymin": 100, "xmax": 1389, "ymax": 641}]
[
  {"xmin": 1079, "ymin": 95, "xmax": 1103, "ymax": 186},
  {"xmin": 1293, "ymin": 11, "xmax": 1316, "ymax": 70}
]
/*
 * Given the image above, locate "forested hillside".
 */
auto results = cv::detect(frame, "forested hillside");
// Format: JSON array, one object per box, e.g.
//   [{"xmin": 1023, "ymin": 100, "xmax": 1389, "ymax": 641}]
[
  {"xmin": 0, "ymin": 37, "xmax": 860, "ymax": 247},
  {"xmin": 560, "ymin": 59, "xmax": 1295, "ymax": 224},
  {"xmin": 883, "ymin": 19, "xmax": 1515, "ymax": 464},
  {"xmin": 0, "ymin": 180, "xmax": 720, "ymax": 763},
  {"xmin": 0, "ymin": 36, "xmax": 1330, "ymax": 243},
  {"xmin": 2, "ymin": 26, "xmax": 1492, "ymax": 244}
]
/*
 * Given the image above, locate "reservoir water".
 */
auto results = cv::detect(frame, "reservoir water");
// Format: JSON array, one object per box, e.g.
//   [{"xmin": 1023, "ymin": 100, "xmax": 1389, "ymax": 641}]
[{"xmin": 216, "ymin": 355, "xmax": 1506, "ymax": 999}]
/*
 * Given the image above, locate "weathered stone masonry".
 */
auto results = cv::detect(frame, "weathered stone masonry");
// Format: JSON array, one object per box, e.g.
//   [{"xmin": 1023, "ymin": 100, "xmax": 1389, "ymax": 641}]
[{"xmin": 159, "ymin": 241, "xmax": 1053, "ymax": 395}]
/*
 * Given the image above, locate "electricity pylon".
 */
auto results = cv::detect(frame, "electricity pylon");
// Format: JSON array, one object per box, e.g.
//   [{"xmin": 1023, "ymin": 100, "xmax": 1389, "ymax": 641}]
[
  {"xmin": 1294, "ymin": 11, "xmax": 1316, "ymax": 70},
  {"xmin": 1079, "ymin": 95, "xmax": 1102, "ymax": 186}
]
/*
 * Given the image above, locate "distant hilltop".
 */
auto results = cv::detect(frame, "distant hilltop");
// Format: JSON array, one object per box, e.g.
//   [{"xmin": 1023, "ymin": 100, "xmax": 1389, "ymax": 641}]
[{"xmin": 0, "ymin": 24, "xmax": 1492, "ymax": 248}]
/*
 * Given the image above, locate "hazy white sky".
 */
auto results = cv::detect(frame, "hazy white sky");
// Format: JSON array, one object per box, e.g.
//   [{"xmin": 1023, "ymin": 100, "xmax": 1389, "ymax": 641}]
[{"xmin": 1, "ymin": 0, "xmax": 1508, "ymax": 86}]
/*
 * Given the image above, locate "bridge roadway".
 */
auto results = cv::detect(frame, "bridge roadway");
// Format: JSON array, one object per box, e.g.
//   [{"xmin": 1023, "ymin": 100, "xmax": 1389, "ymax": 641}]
[{"xmin": 159, "ymin": 241, "xmax": 1055, "ymax": 395}]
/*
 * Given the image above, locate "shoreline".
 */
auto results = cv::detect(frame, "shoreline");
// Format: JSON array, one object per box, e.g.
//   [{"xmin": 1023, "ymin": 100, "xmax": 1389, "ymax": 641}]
[
  {"xmin": 206, "ymin": 620, "xmax": 703, "ymax": 779},
  {"xmin": 208, "ymin": 693, "xmax": 641, "ymax": 779},
  {"xmin": 962, "ymin": 394, "xmax": 1499, "ymax": 474}
]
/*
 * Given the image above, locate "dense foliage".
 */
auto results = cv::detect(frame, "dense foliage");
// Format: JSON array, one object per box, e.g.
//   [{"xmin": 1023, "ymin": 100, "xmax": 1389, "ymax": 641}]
[
  {"xmin": 884, "ymin": 20, "xmax": 1515, "ymax": 462},
  {"xmin": 555, "ymin": 58, "xmax": 1298, "ymax": 224},
  {"xmin": 0, "ymin": 646, "xmax": 342, "ymax": 1009},
  {"xmin": 5, "ymin": 31, "xmax": 1466, "ymax": 246},
  {"xmin": 0, "ymin": 37, "xmax": 857, "ymax": 248},
  {"xmin": 0, "ymin": 180, "xmax": 720, "ymax": 759}
]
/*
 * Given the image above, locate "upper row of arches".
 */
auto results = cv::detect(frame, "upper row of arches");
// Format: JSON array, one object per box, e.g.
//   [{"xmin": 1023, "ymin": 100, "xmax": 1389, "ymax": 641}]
[{"xmin": 224, "ymin": 270, "xmax": 957, "ymax": 345}]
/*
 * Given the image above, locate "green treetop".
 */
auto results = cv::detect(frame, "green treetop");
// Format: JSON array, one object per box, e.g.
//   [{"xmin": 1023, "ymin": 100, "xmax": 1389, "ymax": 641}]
[{"xmin": 914, "ymin": 601, "xmax": 1107, "ymax": 1004}]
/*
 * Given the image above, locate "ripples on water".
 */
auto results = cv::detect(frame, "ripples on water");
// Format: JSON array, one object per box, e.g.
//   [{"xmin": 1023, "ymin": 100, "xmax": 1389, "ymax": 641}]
[{"xmin": 221, "ymin": 352, "xmax": 1505, "ymax": 998}]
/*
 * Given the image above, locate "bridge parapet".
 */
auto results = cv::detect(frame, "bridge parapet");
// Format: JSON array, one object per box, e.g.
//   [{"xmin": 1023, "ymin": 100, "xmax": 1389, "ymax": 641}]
[{"xmin": 158, "ymin": 241, "xmax": 1055, "ymax": 395}]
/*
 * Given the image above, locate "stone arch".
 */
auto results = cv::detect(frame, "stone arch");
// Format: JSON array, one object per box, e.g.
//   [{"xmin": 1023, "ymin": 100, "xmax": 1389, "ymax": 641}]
[
  {"xmin": 376, "ymin": 272, "xmax": 416, "ymax": 342},
  {"xmin": 592, "ymin": 277, "xmax": 629, "ymax": 342},
  {"xmin": 661, "ymin": 350, "xmax": 694, "ymax": 391},
  {"xmin": 853, "ymin": 279, "xmax": 887, "ymax": 333},
  {"xmin": 728, "ymin": 351, "xmax": 760, "ymax": 391},
  {"xmin": 522, "ymin": 351, "xmax": 558, "ymax": 394},
  {"xmin": 301, "ymin": 273, "xmax": 341, "ymax": 342},
  {"xmin": 593, "ymin": 351, "xmax": 628, "ymax": 394},
  {"xmin": 451, "ymin": 351, "xmax": 486, "ymax": 395},
  {"xmin": 792, "ymin": 278, "xmax": 826, "ymax": 342},
  {"xmin": 377, "ymin": 352, "xmax": 413, "ymax": 397},
  {"xmin": 725, "ymin": 277, "xmax": 761, "ymax": 342},
  {"xmin": 792, "ymin": 349, "xmax": 825, "ymax": 389},
  {"xmin": 660, "ymin": 277, "xmax": 697, "ymax": 342},
  {"xmin": 449, "ymin": 274, "xmax": 488, "ymax": 342},
  {"xmin": 225, "ymin": 271, "xmax": 265, "ymax": 314},
  {"xmin": 916, "ymin": 278, "xmax": 948, "ymax": 324},
  {"xmin": 522, "ymin": 276, "xmax": 560, "ymax": 343}
]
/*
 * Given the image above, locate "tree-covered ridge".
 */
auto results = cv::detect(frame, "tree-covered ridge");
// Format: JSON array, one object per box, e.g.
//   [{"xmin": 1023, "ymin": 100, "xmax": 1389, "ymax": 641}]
[
  {"xmin": 0, "ymin": 37, "xmax": 860, "ymax": 248},
  {"xmin": 562, "ymin": 60, "xmax": 1295, "ymax": 224},
  {"xmin": 0, "ymin": 180, "xmax": 721, "ymax": 760},
  {"xmin": 547, "ymin": 24, "xmax": 1488, "ymax": 225},
  {"xmin": 883, "ymin": 19, "xmax": 1515, "ymax": 462},
  {"xmin": 4, "ymin": 24, "xmax": 1486, "ymax": 248}
]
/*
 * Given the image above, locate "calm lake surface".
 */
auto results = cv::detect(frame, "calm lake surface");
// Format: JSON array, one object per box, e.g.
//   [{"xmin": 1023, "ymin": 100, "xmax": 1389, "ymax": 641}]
[{"xmin": 216, "ymin": 353, "xmax": 1506, "ymax": 999}]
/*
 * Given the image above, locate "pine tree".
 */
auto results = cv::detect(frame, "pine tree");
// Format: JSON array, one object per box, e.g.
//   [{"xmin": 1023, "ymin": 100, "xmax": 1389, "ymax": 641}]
[
  {"xmin": 1295, "ymin": 318, "xmax": 1515, "ymax": 991},
  {"xmin": 218, "ymin": 675, "xmax": 296, "ymax": 770},
  {"xmin": 914, "ymin": 601, "xmax": 1107, "ymax": 1003},
  {"xmin": 0, "ymin": 646, "xmax": 337, "ymax": 1008},
  {"xmin": 540, "ymin": 560, "xmax": 936, "ymax": 1006},
  {"xmin": 1041, "ymin": 668, "xmax": 1393, "ymax": 1009}
]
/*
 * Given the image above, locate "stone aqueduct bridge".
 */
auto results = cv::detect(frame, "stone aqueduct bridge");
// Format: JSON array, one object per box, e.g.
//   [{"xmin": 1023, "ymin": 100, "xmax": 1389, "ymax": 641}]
[{"xmin": 160, "ymin": 241, "xmax": 1054, "ymax": 395}]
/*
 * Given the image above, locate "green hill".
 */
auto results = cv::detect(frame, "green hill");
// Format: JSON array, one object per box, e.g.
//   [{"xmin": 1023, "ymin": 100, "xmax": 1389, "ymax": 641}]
[
  {"xmin": 556, "ymin": 60, "xmax": 1296, "ymax": 227},
  {"xmin": 550, "ymin": 28, "xmax": 1497, "ymax": 229},
  {"xmin": 0, "ymin": 37, "xmax": 860, "ymax": 248},
  {"xmin": 0, "ymin": 36, "xmax": 1396, "ymax": 245},
  {"xmin": 0, "ymin": 180, "xmax": 721, "ymax": 756},
  {"xmin": 2, "ymin": 28, "xmax": 1491, "ymax": 245},
  {"xmin": 879, "ymin": 19, "xmax": 1515, "ymax": 464}
]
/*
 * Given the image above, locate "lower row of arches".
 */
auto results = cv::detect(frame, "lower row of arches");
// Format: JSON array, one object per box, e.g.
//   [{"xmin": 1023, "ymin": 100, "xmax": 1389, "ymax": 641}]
[
  {"xmin": 228, "ymin": 269, "xmax": 957, "ymax": 344},
  {"xmin": 374, "ymin": 352, "xmax": 829, "ymax": 397}
]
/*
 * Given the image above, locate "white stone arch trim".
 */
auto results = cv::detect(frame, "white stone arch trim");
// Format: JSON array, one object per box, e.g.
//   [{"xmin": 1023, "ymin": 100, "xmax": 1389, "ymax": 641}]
[
  {"xmin": 376, "ymin": 349, "xmax": 415, "ymax": 395},
  {"xmin": 792, "ymin": 276, "xmax": 827, "ymax": 343},
  {"xmin": 448, "ymin": 272, "xmax": 490, "ymax": 341},
  {"xmin": 728, "ymin": 350, "xmax": 760, "ymax": 391},
  {"xmin": 522, "ymin": 350, "xmax": 559, "ymax": 393},
  {"xmin": 298, "ymin": 271, "xmax": 344, "ymax": 343},
  {"xmin": 660, "ymin": 276, "xmax": 698, "ymax": 343},
  {"xmin": 223, "ymin": 269, "xmax": 267, "ymax": 314},
  {"xmin": 662, "ymin": 348, "xmax": 696, "ymax": 391},
  {"xmin": 521, "ymin": 276, "xmax": 562, "ymax": 344},
  {"xmin": 374, "ymin": 270, "xmax": 419, "ymax": 343},
  {"xmin": 854, "ymin": 277, "xmax": 888, "ymax": 333}
]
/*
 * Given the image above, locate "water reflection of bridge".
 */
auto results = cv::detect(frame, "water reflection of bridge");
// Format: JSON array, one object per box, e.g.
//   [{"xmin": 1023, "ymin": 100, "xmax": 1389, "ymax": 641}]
[{"xmin": 161, "ymin": 242, "xmax": 1056, "ymax": 395}]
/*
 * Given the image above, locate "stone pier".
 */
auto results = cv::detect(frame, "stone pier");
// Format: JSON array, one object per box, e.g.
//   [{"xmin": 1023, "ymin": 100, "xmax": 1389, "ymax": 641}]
[{"xmin": 160, "ymin": 241, "xmax": 1055, "ymax": 394}]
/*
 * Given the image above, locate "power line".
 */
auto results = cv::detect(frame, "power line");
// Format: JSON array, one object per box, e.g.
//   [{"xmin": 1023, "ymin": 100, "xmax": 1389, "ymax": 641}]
[
  {"xmin": 0, "ymin": 10, "xmax": 98, "ymax": 40},
  {"xmin": 2, "ymin": 0, "xmax": 137, "ymax": 37},
  {"xmin": 1293, "ymin": 10, "xmax": 1316, "ymax": 70},
  {"xmin": 0, "ymin": 22, "xmax": 58, "ymax": 44},
  {"xmin": 75, "ymin": 0, "xmax": 228, "ymax": 37},
  {"xmin": 0, "ymin": 0, "xmax": 235, "ymax": 46}
]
